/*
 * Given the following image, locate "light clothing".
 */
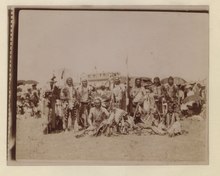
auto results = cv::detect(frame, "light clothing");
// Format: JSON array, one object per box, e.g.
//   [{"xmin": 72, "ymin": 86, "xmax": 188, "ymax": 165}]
[
  {"xmin": 178, "ymin": 90, "xmax": 185, "ymax": 100},
  {"xmin": 130, "ymin": 87, "xmax": 146, "ymax": 104},
  {"xmin": 77, "ymin": 85, "xmax": 92, "ymax": 103},
  {"xmin": 152, "ymin": 85, "xmax": 162, "ymax": 96},
  {"xmin": 167, "ymin": 121, "xmax": 182, "ymax": 135},
  {"xmin": 187, "ymin": 90, "xmax": 195, "ymax": 97},
  {"xmin": 112, "ymin": 84, "xmax": 125, "ymax": 102}
]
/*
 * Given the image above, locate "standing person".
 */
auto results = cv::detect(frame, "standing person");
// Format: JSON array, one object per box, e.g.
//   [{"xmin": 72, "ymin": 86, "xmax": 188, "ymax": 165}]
[
  {"xmin": 152, "ymin": 77, "xmax": 162, "ymax": 97},
  {"xmin": 60, "ymin": 77, "xmax": 78, "ymax": 132},
  {"xmin": 152, "ymin": 77, "xmax": 163, "ymax": 114},
  {"xmin": 162, "ymin": 76, "xmax": 179, "ymax": 105},
  {"xmin": 30, "ymin": 84, "xmax": 40, "ymax": 117},
  {"xmin": 112, "ymin": 77, "xmax": 126, "ymax": 110},
  {"xmin": 143, "ymin": 87, "xmax": 156, "ymax": 115},
  {"xmin": 25, "ymin": 87, "xmax": 33, "ymax": 116},
  {"xmin": 45, "ymin": 77, "xmax": 61, "ymax": 133},
  {"xmin": 31, "ymin": 84, "xmax": 39, "ymax": 106},
  {"xmin": 77, "ymin": 78, "xmax": 93, "ymax": 129},
  {"xmin": 129, "ymin": 78, "xmax": 146, "ymax": 123}
]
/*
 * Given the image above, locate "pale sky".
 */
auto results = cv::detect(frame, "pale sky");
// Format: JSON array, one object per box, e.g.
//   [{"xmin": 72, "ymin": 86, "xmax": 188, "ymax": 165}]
[{"xmin": 18, "ymin": 10, "xmax": 208, "ymax": 84}]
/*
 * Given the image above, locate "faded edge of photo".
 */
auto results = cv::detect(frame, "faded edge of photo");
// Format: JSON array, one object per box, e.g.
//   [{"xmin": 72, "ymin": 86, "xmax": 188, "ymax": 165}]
[{"xmin": 7, "ymin": 5, "xmax": 209, "ymax": 165}]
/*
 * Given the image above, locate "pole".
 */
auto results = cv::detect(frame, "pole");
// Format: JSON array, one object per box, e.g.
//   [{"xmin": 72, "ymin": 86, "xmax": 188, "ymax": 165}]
[{"xmin": 125, "ymin": 56, "xmax": 130, "ymax": 113}]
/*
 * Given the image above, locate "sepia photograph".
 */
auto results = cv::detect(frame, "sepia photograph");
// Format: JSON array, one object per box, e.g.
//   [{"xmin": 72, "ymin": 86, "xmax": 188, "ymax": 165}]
[{"xmin": 8, "ymin": 6, "xmax": 209, "ymax": 164}]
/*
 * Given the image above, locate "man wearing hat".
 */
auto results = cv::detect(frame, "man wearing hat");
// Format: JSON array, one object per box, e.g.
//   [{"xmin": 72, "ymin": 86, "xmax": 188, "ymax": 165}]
[{"xmin": 44, "ymin": 76, "xmax": 62, "ymax": 133}]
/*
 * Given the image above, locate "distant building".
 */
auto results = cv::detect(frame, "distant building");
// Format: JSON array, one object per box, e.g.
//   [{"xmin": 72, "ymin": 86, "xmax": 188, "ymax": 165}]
[
  {"xmin": 84, "ymin": 72, "xmax": 151, "ymax": 88},
  {"xmin": 85, "ymin": 72, "xmax": 121, "ymax": 87}
]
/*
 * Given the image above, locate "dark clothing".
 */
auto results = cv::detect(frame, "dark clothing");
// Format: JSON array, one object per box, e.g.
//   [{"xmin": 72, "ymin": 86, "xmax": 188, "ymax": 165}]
[{"xmin": 79, "ymin": 102, "xmax": 90, "ymax": 128}]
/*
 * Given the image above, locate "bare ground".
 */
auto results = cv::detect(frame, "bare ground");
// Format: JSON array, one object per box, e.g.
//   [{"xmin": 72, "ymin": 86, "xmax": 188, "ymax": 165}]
[{"xmin": 16, "ymin": 115, "xmax": 208, "ymax": 164}]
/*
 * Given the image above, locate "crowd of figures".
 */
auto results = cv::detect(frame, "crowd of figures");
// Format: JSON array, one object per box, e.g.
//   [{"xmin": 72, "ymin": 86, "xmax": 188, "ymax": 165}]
[{"xmin": 17, "ymin": 75, "xmax": 206, "ymax": 138}]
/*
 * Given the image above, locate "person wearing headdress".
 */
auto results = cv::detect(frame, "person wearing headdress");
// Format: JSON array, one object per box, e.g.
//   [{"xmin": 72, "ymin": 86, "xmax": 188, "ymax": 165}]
[
  {"xmin": 112, "ymin": 77, "xmax": 126, "ymax": 110},
  {"xmin": 60, "ymin": 77, "xmax": 78, "ymax": 131}
]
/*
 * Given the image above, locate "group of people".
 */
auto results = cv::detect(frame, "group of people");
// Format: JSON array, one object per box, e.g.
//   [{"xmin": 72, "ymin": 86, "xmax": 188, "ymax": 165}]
[
  {"xmin": 17, "ymin": 84, "xmax": 41, "ymax": 118},
  {"xmin": 17, "ymin": 75, "xmax": 206, "ymax": 138}
]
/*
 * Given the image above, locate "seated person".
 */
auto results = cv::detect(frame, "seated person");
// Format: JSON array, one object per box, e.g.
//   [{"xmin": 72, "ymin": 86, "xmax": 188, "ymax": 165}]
[
  {"xmin": 87, "ymin": 97, "xmax": 110, "ymax": 130},
  {"xmin": 165, "ymin": 104, "xmax": 182, "ymax": 137}
]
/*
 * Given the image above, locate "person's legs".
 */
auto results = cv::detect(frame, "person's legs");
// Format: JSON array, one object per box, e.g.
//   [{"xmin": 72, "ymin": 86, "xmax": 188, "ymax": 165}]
[
  {"xmin": 62, "ymin": 107, "xmax": 68, "ymax": 131},
  {"xmin": 71, "ymin": 107, "xmax": 77, "ymax": 131},
  {"xmin": 79, "ymin": 103, "xmax": 88, "ymax": 128}
]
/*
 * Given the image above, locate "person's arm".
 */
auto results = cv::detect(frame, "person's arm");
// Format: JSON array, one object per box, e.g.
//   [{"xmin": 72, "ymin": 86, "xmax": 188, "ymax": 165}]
[
  {"xmin": 107, "ymin": 111, "xmax": 115, "ymax": 124},
  {"xmin": 142, "ymin": 87, "xmax": 146, "ymax": 96},
  {"xmin": 178, "ymin": 90, "xmax": 182, "ymax": 104},
  {"xmin": 111, "ymin": 90, "xmax": 115, "ymax": 103},
  {"xmin": 161, "ymin": 85, "xmax": 165, "ymax": 96},
  {"xmin": 175, "ymin": 113, "xmax": 180, "ymax": 121},
  {"xmin": 103, "ymin": 108, "xmax": 110, "ymax": 118},
  {"xmin": 165, "ymin": 114, "xmax": 170, "ymax": 128},
  {"xmin": 129, "ymin": 88, "xmax": 134, "ymax": 99},
  {"xmin": 76, "ymin": 87, "xmax": 81, "ymax": 102}
]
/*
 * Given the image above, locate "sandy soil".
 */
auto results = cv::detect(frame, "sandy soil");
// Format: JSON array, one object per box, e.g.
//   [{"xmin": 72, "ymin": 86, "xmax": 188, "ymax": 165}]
[{"xmin": 16, "ymin": 115, "xmax": 208, "ymax": 164}]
